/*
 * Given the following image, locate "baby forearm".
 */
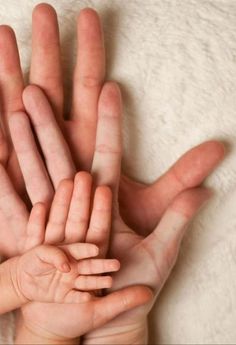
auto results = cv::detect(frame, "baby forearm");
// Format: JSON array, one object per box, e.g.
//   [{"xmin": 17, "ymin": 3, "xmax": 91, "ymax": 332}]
[{"xmin": 0, "ymin": 257, "xmax": 27, "ymax": 314}]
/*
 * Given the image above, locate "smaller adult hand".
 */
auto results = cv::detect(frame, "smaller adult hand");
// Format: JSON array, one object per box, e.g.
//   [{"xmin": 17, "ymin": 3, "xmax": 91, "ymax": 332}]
[
  {"xmin": 15, "ymin": 172, "xmax": 152, "ymax": 342},
  {"xmin": 84, "ymin": 186, "xmax": 213, "ymax": 344}
]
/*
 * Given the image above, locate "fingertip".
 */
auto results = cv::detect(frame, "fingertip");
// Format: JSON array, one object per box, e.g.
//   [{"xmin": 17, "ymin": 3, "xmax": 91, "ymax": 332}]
[
  {"xmin": 105, "ymin": 276, "xmax": 113, "ymax": 288},
  {"xmin": 96, "ymin": 185, "xmax": 112, "ymax": 198},
  {"xmin": 57, "ymin": 178, "xmax": 74, "ymax": 194},
  {"xmin": 0, "ymin": 25, "xmax": 15, "ymax": 39},
  {"xmin": 81, "ymin": 292, "xmax": 92, "ymax": 302},
  {"xmin": 125, "ymin": 286, "xmax": 153, "ymax": 307},
  {"xmin": 33, "ymin": 3, "xmax": 57, "ymax": 21},
  {"xmin": 141, "ymin": 286, "xmax": 154, "ymax": 303},
  {"xmin": 204, "ymin": 139, "xmax": 227, "ymax": 159},
  {"xmin": 110, "ymin": 259, "xmax": 120, "ymax": 271},
  {"xmin": 30, "ymin": 202, "xmax": 47, "ymax": 219},
  {"xmin": 101, "ymin": 81, "xmax": 121, "ymax": 100},
  {"xmin": 98, "ymin": 82, "xmax": 122, "ymax": 116},
  {"xmin": 23, "ymin": 84, "xmax": 41, "ymax": 103},
  {"xmin": 0, "ymin": 25, "xmax": 17, "ymax": 51},
  {"xmin": 88, "ymin": 244, "xmax": 99, "ymax": 257},
  {"xmin": 94, "ymin": 185, "xmax": 113, "ymax": 211},
  {"xmin": 74, "ymin": 171, "xmax": 93, "ymax": 186},
  {"xmin": 78, "ymin": 8, "xmax": 100, "ymax": 24}
]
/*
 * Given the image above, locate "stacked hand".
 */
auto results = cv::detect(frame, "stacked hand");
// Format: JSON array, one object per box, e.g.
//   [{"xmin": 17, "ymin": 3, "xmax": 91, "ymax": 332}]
[
  {"xmin": 13, "ymin": 174, "xmax": 121, "ymax": 305},
  {"xmin": 14, "ymin": 242, "xmax": 117, "ymax": 304},
  {"xmin": 0, "ymin": 3, "xmax": 225, "ymax": 345}
]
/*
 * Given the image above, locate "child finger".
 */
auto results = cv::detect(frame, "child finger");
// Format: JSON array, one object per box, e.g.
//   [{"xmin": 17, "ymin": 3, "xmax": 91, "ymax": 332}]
[
  {"xmin": 64, "ymin": 290, "xmax": 92, "ymax": 304},
  {"xmin": 86, "ymin": 185, "xmax": 112, "ymax": 258},
  {"xmin": 64, "ymin": 171, "xmax": 92, "ymax": 243},
  {"xmin": 61, "ymin": 243, "xmax": 99, "ymax": 260},
  {"xmin": 75, "ymin": 275, "xmax": 112, "ymax": 291},
  {"xmin": 35, "ymin": 245, "xmax": 71, "ymax": 273},
  {"xmin": 25, "ymin": 202, "xmax": 46, "ymax": 250},
  {"xmin": 77, "ymin": 258, "xmax": 120, "ymax": 275}
]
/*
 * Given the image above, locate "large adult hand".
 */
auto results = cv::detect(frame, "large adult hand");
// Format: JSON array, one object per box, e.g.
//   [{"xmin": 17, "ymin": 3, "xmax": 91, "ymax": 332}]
[
  {"xmin": 27, "ymin": 4, "xmax": 225, "ymax": 237},
  {"xmin": 0, "ymin": 3, "xmax": 225, "ymax": 227}
]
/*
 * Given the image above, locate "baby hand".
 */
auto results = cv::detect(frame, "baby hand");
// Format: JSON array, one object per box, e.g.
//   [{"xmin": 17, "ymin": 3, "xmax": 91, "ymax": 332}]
[{"xmin": 13, "ymin": 243, "xmax": 120, "ymax": 304}]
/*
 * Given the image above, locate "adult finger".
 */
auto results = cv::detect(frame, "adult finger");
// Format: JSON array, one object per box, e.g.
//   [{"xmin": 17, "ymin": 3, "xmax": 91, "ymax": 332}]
[
  {"xmin": 91, "ymin": 82, "xmax": 122, "ymax": 199},
  {"xmin": 0, "ymin": 163, "xmax": 28, "ymax": 219},
  {"xmin": 30, "ymin": 3, "xmax": 63, "ymax": 120},
  {"xmin": 0, "ymin": 124, "xmax": 8, "ymax": 165},
  {"xmin": 143, "ymin": 186, "xmax": 213, "ymax": 287},
  {"xmin": 71, "ymin": 8, "xmax": 105, "ymax": 122},
  {"xmin": 23, "ymin": 85, "xmax": 76, "ymax": 188},
  {"xmin": 90, "ymin": 286, "xmax": 153, "ymax": 330},
  {"xmin": 0, "ymin": 164, "xmax": 28, "ymax": 255},
  {"xmin": 0, "ymin": 26, "xmax": 25, "ymax": 191},
  {"xmin": 8, "ymin": 111, "xmax": 54, "ymax": 205},
  {"xmin": 0, "ymin": 26, "xmax": 24, "ymax": 125},
  {"xmin": 119, "ymin": 140, "xmax": 225, "ymax": 234}
]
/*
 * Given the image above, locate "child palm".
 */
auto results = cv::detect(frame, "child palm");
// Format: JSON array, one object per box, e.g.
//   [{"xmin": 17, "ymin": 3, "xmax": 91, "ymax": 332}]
[{"xmin": 17, "ymin": 243, "xmax": 118, "ymax": 304}]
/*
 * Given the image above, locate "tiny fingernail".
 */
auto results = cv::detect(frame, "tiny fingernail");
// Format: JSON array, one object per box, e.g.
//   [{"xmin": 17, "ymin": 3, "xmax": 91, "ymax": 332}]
[
  {"xmin": 62, "ymin": 263, "xmax": 71, "ymax": 273},
  {"xmin": 110, "ymin": 260, "xmax": 120, "ymax": 270},
  {"xmin": 90, "ymin": 245, "xmax": 99, "ymax": 256},
  {"xmin": 106, "ymin": 277, "xmax": 113, "ymax": 287}
]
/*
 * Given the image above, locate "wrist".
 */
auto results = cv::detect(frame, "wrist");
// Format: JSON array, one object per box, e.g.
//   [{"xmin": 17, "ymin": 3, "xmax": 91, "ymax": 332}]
[
  {"xmin": 15, "ymin": 322, "xmax": 80, "ymax": 345},
  {"xmin": 9, "ymin": 256, "xmax": 29, "ymax": 304},
  {"xmin": 0, "ymin": 257, "xmax": 28, "ymax": 314},
  {"xmin": 83, "ymin": 319, "xmax": 148, "ymax": 345}
]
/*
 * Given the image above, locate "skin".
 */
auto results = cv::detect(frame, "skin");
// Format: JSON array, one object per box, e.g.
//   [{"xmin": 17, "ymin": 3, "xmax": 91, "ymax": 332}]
[
  {"xmin": 0, "ymin": 3, "xmax": 226, "ymax": 344},
  {"xmin": 16, "ymin": 243, "xmax": 119, "ymax": 304},
  {"xmin": 9, "ymin": 88, "xmax": 223, "ymax": 344},
  {"xmin": 3, "ymin": 242, "xmax": 118, "ymax": 309}
]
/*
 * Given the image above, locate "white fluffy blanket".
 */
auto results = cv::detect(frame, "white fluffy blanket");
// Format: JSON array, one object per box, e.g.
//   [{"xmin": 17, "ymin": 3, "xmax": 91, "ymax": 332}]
[{"xmin": 0, "ymin": 0, "xmax": 236, "ymax": 344}]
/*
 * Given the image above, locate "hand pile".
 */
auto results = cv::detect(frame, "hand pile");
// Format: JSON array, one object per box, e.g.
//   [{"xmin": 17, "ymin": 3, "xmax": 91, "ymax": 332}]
[{"xmin": 0, "ymin": 4, "xmax": 225, "ymax": 344}]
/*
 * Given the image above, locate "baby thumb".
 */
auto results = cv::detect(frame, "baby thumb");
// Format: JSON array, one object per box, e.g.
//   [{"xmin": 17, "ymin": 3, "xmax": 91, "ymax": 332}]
[{"xmin": 36, "ymin": 245, "xmax": 71, "ymax": 273}]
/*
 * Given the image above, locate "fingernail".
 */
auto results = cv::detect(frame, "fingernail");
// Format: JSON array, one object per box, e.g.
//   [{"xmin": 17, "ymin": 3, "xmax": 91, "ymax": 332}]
[
  {"xmin": 62, "ymin": 263, "xmax": 71, "ymax": 273},
  {"xmin": 90, "ymin": 245, "xmax": 99, "ymax": 256},
  {"xmin": 110, "ymin": 260, "xmax": 120, "ymax": 271}
]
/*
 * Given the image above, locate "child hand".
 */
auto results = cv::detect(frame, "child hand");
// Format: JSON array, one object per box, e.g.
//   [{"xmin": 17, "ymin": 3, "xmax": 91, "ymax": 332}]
[{"xmin": 15, "ymin": 243, "xmax": 119, "ymax": 304}]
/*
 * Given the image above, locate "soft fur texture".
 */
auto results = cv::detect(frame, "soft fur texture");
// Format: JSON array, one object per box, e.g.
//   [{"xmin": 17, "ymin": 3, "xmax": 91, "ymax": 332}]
[{"xmin": 0, "ymin": 0, "xmax": 236, "ymax": 344}]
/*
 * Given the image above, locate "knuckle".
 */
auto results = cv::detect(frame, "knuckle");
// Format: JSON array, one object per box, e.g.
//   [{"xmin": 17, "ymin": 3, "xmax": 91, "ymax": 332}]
[
  {"xmin": 80, "ymin": 75, "xmax": 101, "ymax": 88},
  {"xmin": 95, "ymin": 144, "xmax": 121, "ymax": 155}
]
